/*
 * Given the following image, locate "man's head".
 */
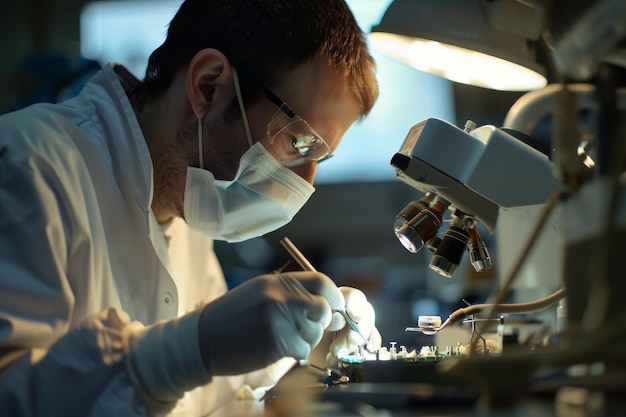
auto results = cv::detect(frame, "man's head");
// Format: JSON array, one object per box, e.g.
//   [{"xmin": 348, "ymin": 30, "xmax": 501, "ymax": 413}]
[
  {"xmin": 140, "ymin": 0, "xmax": 379, "ymax": 226},
  {"xmin": 135, "ymin": 0, "xmax": 377, "ymax": 118}
]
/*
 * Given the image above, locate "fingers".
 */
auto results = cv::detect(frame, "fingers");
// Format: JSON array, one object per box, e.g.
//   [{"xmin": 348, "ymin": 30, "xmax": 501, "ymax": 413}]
[
  {"xmin": 199, "ymin": 271, "xmax": 353, "ymax": 376},
  {"xmin": 328, "ymin": 327, "xmax": 366, "ymax": 357},
  {"xmin": 296, "ymin": 318, "xmax": 324, "ymax": 353},
  {"xmin": 325, "ymin": 287, "xmax": 375, "ymax": 334},
  {"xmin": 326, "ymin": 310, "xmax": 346, "ymax": 331},
  {"xmin": 275, "ymin": 320, "xmax": 314, "ymax": 360},
  {"xmin": 272, "ymin": 272, "xmax": 340, "ymax": 357},
  {"xmin": 324, "ymin": 286, "xmax": 382, "ymax": 360},
  {"xmin": 348, "ymin": 299, "xmax": 376, "ymax": 337},
  {"xmin": 275, "ymin": 273, "xmax": 334, "ymax": 328},
  {"xmin": 262, "ymin": 273, "xmax": 381, "ymax": 364},
  {"xmin": 283, "ymin": 271, "xmax": 345, "ymax": 311},
  {"xmin": 343, "ymin": 287, "xmax": 369, "ymax": 322}
]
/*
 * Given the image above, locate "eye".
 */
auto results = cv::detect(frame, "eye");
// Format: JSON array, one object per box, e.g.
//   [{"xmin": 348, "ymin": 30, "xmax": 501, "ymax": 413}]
[
  {"xmin": 270, "ymin": 132, "xmax": 305, "ymax": 162},
  {"xmin": 292, "ymin": 135, "xmax": 315, "ymax": 156}
]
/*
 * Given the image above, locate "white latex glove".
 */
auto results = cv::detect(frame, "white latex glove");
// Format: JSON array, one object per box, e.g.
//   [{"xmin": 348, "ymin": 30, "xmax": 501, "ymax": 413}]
[
  {"xmin": 198, "ymin": 271, "xmax": 344, "ymax": 377},
  {"xmin": 324, "ymin": 287, "xmax": 382, "ymax": 368},
  {"xmin": 125, "ymin": 271, "xmax": 344, "ymax": 407}
]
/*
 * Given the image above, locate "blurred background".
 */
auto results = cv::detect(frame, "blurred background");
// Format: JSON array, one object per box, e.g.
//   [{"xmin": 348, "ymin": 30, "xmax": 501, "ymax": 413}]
[{"xmin": 0, "ymin": 0, "xmax": 528, "ymax": 349}]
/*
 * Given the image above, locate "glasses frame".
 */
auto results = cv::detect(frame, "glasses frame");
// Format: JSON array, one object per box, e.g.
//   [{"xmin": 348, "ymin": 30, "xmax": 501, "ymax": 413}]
[{"xmin": 261, "ymin": 86, "xmax": 334, "ymax": 166}]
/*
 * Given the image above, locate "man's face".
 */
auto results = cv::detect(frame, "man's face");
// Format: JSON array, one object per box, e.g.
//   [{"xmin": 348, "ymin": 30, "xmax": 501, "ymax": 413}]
[
  {"xmin": 152, "ymin": 54, "xmax": 363, "ymax": 223},
  {"xmin": 206, "ymin": 56, "xmax": 362, "ymax": 184}
]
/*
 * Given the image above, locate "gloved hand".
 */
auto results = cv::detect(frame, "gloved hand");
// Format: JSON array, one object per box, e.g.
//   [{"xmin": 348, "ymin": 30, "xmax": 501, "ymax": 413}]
[
  {"xmin": 198, "ymin": 271, "xmax": 344, "ymax": 377},
  {"xmin": 125, "ymin": 270, "xmax": 344, "ymax": 406},
  {"xmin": 324, "ymin": 287, "xmax": 382, "ymax": 369}
]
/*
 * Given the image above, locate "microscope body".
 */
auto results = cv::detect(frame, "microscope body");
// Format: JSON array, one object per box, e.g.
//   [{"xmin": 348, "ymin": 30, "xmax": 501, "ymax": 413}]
[
  {"xmin": 391, "ymin": 117, "xmax": 563, "ymax": 281},
  {"xmin": 391, "ymin": 117, "xmax": 561, "ymax": 230}
]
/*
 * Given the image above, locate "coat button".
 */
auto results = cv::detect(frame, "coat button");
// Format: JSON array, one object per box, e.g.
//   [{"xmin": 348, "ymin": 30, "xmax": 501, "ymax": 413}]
[{"xmin": 162, "ymin": 292, "xmax": 174, "ymax": 305}]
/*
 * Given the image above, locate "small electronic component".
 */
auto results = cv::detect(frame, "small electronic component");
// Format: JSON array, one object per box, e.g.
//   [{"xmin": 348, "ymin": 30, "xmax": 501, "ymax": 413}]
[
  {"xmin": 406, "ymin": 315, "xmax": 446, "ymax": 335},
  {"xmin": 418, "ymin": 315, "xmax": 442, "ymax": 328},
  {"xmin": 339, "ymin": 341, "xmax": 468, "ymax": 365}
]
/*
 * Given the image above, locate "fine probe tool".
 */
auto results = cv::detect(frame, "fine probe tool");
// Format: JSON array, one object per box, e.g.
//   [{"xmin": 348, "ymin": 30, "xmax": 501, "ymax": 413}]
[{"xmin": 279, "ymin": 237, "xmax": 374, "ymax": 351}]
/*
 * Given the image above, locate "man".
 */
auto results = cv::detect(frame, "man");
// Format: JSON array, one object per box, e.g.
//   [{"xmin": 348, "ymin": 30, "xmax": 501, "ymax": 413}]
[{"xmin": 0, "ymin": 0, "xmax": 381, "ymax": 416}]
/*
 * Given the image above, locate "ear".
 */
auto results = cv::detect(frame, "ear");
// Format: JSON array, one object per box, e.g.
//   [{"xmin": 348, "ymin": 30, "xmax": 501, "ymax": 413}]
[{"xmin": 186, "ymin": 49, "xmax": 233, "ymax": 119}]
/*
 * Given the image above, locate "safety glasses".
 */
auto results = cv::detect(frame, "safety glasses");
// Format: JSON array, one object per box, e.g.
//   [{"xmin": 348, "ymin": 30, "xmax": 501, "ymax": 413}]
[{"xmin": 262, "ymin": 86, "xmax": 334, "ymax": 168}]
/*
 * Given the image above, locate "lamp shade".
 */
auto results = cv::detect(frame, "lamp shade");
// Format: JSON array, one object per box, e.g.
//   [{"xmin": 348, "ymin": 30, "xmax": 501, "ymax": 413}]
[{"xmin": 370, "ymin": 0, "xmax": 548, "ymax": 91}]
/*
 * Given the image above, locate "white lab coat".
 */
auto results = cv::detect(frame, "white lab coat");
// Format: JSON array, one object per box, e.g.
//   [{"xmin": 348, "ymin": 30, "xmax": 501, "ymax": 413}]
[{"xmin": 0, "ymin": 63, "xmax": 289, "ymax": 417}]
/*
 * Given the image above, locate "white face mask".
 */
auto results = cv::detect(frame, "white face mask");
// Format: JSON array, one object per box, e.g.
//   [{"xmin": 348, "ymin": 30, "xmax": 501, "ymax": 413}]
[
  {"xmin": 184, "ymin": 142, "xmax": 314, "ymax": 242},
  {"xmin": 183, "ymin": 69, "xmax": 315, "ymax": 242}
]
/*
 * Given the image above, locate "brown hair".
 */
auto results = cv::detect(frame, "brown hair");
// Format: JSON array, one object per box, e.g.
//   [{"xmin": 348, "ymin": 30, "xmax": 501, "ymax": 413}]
[{"xmin": 134, "ymin": 0, "xmax": 378, "ymax": 117}]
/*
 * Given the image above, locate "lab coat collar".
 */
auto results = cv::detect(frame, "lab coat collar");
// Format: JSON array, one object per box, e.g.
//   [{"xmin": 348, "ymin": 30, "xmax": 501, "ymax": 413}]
[
  {"xmin": 74, "ymin": 64, "xmax": 177, "ymax": 296},
  {"xmin": 79, "ymin": 63, "xmax": 154, "ymax": 215}
]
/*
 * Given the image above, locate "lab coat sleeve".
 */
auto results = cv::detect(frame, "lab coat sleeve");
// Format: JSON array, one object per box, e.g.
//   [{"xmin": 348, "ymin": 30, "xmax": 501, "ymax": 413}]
[
  {"xmin": 0, "ymin": 128, "xmax": 177, "ymax": 416},
  {"xmin": 0, "ymin": 309, "xmax": 159, "ymax": 417}
]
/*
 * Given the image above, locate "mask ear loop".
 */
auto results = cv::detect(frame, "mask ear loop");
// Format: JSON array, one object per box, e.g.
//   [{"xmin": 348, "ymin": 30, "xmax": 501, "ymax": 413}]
[
  {"xmin": 198, "ymin": 116, "xmax": 204, "ymax": 169},
  {"xmin": 232, "ymin": 67, "xmax": 254, "ymax": 148}
]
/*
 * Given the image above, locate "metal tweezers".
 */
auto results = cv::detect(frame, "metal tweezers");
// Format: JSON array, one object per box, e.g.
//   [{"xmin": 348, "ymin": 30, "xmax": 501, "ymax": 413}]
[{"xmin": 279, "ymin": 237, "xmax": 373, "ymax": 350}]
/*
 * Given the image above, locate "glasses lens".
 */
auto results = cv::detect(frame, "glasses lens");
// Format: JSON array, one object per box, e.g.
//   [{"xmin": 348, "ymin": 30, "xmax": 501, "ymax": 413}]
[{"xmin": 267, "ymin": 110, "xmax": 332, "ymax": 167}]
